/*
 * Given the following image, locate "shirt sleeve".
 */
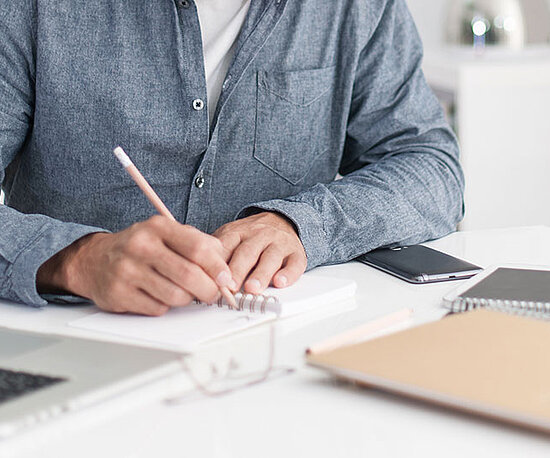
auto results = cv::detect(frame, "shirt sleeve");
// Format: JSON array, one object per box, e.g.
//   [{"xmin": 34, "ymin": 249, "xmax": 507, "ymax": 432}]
[
  {"xmin": 238, "ymin": 0, "xmax": 464, "ymax": 270},
  {"xmin": 0, "ymin": 2, "xmax": 107, "ymax": 307}
]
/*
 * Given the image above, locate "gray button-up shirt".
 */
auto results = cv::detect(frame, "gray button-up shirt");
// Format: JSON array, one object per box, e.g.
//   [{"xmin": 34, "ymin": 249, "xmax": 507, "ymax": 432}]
[{"xmin": 0, "ymin": 0, "xmax": 464, "ymax": 307}]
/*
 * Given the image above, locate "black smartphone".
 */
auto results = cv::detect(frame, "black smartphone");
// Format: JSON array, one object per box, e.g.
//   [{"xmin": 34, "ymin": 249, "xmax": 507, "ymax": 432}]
[{"xmin": 356, "ymin": 245, "xmax": 482, "ymax": 284}]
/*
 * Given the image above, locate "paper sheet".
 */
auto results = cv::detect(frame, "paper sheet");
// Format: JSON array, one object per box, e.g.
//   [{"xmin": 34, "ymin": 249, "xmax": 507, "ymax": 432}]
[
  {"xmin": 71, "ymin": 304, "xmax": 275, "ymax": 351},
  {"xmin": 70, "ymin": 274, "xmax": 357, "ymax": 351}
]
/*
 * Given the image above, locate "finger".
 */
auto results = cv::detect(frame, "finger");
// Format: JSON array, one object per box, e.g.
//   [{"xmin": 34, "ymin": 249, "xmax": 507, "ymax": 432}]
[
  {"xmin": 243, "ymin": 245, "xmax": 285, "ymax": 294},
  {"xmin": 99, "ymin": 288, "xmax": 170, "ymax": 317},
  {"xmin": 162, "ymin": 224, "xmax": 233, "ymax": 288},
  {"xmin": 228, "ymin": 239, "xmax": 267, "ymax": 292},
  {"xmin": 135, "ymin": 266, "xmax": 197, "ymax": 307},
  {"xmin": 131, "ymin": 289, "xmax": 171, "ymax": 316},
  {"xmin": 272, "ymin": 252, "xmax": 307, "ymax": 289},
  {"xmin": 215, "ymin": 231, "xmax": 242, "ymax": 257},
  {"xmin": 149, "ymin": 254, "xmax": 221, "ymax": 305}
]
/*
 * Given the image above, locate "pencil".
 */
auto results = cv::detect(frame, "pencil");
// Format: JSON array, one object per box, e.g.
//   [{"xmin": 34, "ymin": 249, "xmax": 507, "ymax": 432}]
[
  {"xmin": 306, "ymin": 308, "xmax": 413, "ymax": 354},
  {"xmin": 113, "ymin": 146, "xmax": 237, "ymax": 310},
  {"xmin": 113, "ymin": 147, "xmax": 175, "ymax": 221}
]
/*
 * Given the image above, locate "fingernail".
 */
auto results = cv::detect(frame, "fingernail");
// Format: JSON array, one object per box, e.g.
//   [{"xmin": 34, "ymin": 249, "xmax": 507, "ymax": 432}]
[
  {"xmin": 278, "ymin": 275, "xmax": 288, "ymax": 287},
  {"xmin": 229, "ymin": 279, "xmax": 238, "ymax": 291},
  {"xmin": 216, "ymin": 271, "xmax": 231, "ymax": 287},
  {"xmin": 246, "ymin": 279, "xmax": 261, "ymax": 293}
]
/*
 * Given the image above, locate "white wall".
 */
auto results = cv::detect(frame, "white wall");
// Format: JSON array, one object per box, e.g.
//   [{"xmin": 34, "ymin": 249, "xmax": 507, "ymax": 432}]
[{"xmin": 406, "ymin": 0, "xmax": 449, "ymax": 49}]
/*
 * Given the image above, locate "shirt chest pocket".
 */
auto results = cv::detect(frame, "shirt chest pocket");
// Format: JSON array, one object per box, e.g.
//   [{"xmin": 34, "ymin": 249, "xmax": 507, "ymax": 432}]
[{"xmin": 254, "ymin": 66, "xmax": 335, "ymax": 185}]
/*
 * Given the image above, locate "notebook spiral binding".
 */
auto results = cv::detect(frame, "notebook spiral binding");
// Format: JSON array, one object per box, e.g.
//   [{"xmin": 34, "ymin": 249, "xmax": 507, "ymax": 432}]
[
  {"xmin": 448, "ymin": 297, "xmax": 550, "ymax": 318},
  {"xmin": 195, "ymin": 292, "xmax": 280, "ymax": 314}
]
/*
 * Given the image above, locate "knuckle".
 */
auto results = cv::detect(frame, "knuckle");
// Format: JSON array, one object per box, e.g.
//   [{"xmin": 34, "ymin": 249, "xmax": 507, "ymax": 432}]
[
  {"xmin": 127, "ymin": 231, "xmax": 154, "ymax": 253},
  {"xmin": 188, "ymin": 241, "xmax": 202, "ymax": 259},
  {"xmin": 189, "ymin": 240, "xmax": 210, "ymax": 259},
  {"xmin": 239, "ymin": 239, "xmax": 259, "ymax": 253},
  {"xmin": 113, "ymin": 258, "xmax": 135, "ymax": 278},
  {"xmin": 128, "ymin": 221, "xmax": 142, "ymax": 233},
  {"xmin": 266, "ymin": 246, "xmax": 285, "ymax": 259},
  {"xmin": 148, "ymin": 215, "xmax": 166, "ymax": 229},
  {"xmin": 180, "ymin": 224, "xmax": 199, "ymax": 237}
]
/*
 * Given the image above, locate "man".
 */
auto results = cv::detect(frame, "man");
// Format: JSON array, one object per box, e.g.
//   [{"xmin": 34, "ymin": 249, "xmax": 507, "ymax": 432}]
[{"xmin": 0, "ymin": 0, "xmax": 464, "ymax": 316}]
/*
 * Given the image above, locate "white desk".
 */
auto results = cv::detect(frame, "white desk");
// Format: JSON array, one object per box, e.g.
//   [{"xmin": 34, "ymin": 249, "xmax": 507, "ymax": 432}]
[{"xmin": 3, "ymin": 226, "xmax": 550, "ymax": 457}]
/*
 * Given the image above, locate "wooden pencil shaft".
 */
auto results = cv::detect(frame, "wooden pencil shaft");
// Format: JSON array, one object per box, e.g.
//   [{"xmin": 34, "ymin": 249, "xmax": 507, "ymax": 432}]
[
  {"xmin": 307, "ymin": 308, "xmax": 413, "ymax": 355},
  {"xmin": 126, "ymin": 164, "xmax": 176, "ymax": 221}
]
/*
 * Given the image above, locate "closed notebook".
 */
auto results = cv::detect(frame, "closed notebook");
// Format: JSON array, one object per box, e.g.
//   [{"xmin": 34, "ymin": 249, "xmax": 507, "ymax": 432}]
[
  {"xmin": 443, "ymin": 265, "xmax": 550, "ymax": 316},
  {"xmin": 71, "ymin": 274, "xmax": 356, "ymax": 351},
  {"xmin": 307, "ymin": 309, "xmax": 550, "ymax": 433}
]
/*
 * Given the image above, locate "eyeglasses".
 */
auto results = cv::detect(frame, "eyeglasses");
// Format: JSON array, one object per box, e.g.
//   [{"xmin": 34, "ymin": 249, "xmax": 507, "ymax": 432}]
[{"xmin": 164, "ymin": 323, "xmax": 295, "ymax": 404}]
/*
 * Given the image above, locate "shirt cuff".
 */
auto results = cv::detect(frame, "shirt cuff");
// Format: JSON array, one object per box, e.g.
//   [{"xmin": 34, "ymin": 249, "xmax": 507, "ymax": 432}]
[
  {"xmin": 237, "ymin": 199, "xmax": 329, "ymax": 270},
  {"xmin": 10, "ymin": 222, "xmax": 109, "ymax": 307}
]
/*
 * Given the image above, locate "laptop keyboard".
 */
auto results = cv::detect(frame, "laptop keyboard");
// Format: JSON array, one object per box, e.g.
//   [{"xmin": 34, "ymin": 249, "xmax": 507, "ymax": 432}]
[{"xmin": 0, "ymin": 368, "xmax": 66, "ymax": 404}]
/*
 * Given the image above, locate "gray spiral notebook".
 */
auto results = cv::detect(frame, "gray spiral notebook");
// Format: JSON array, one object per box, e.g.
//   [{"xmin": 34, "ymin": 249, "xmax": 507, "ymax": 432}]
[{"xmin": 443, "ymin": 265, "xmax": 550, "ymax": 316}]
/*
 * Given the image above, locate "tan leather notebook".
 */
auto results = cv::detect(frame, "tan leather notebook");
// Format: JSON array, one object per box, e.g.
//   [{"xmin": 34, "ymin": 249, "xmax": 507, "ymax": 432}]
[{"xmin": 307, "ymin": 309, "xmax": 550, "ymax": 433}]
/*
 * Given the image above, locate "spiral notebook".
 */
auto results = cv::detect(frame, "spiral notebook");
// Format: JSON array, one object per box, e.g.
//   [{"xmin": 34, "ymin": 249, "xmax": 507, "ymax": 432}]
[
  {"xmin": 443, "ymin": 265, "xmax": 550, "ymax": 317},
  {"xmin": 70, "ymin": 274, "xmax": 356, "ymax": 351}
]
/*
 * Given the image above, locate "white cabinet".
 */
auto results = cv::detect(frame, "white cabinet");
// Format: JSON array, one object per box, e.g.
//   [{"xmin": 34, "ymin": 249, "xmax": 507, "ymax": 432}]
[{"xmin": 423, "ymin": 48, "xmax": 550, "ymax": 230}]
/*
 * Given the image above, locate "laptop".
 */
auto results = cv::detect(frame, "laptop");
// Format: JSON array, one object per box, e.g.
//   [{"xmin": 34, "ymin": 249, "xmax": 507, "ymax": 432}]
[{"xmin": 0, "ymin": 326, "xmax": 183, "ymax": 438}]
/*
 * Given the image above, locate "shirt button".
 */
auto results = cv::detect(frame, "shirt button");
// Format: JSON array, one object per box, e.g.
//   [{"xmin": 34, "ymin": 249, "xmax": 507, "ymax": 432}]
[
  {"xmin": 195, "ymin": 174, "xmax": 205, "ymax": 189},
  {"xmin": 177, "ymin": 0, "xmax": 190, "ymax": 8},
  {"xmin": 222, "ymin": 76, "xmax": 231, "ymax": 90},
  {"xmin": 192, "ymin": 99, "xmax": 204, "ymax": 111}
]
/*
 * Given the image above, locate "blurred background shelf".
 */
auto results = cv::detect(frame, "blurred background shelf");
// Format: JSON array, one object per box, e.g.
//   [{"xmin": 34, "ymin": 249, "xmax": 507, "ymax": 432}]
[
  {"xmin": 423, "ymin": 48, "xmax": 550, "ymax": 230},
  {"xmin": 407, "ymin": 0, "xmax": 550, "ymax": 231}
]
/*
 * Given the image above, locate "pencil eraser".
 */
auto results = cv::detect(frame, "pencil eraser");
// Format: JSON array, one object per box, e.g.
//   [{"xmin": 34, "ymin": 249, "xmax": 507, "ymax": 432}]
[{"xmin": 113, "ymin": 147, "xmax": 133, "ymax": 168}]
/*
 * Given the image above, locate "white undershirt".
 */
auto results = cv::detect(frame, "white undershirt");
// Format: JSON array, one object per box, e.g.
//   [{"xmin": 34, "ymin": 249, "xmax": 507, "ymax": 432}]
[{"xmin": 195, "ymin": 0, "xmax": 251, "ymax": 125}]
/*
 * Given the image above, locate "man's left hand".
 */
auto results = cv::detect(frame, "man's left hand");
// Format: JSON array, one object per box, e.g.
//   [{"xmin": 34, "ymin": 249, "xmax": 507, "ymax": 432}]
[{"xmin": 213, "ymin": 212, "xmax": 307, "ymax": 294}]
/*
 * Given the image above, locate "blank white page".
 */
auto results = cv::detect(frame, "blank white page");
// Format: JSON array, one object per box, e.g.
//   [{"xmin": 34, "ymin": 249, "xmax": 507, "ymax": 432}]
[
  {"xmin": 70, "ymin": 274, "xmax": 356, "ymax": 351},
  {"xmin": 71, "ymin": 304, "xmax": 274, "ymax": 352}
]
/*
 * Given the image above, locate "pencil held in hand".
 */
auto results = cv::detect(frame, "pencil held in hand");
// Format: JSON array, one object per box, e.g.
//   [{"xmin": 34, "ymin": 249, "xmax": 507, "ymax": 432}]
[
  {"xmin": 112, "ymin": 146, "xmax": 237, "ymax": 309},
  {"xmin": 113, "ymin": 147, "xmax": 176, "ymax": 221}
]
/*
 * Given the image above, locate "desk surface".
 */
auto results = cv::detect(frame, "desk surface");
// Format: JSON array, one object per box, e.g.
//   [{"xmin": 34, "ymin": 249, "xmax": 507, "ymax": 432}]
[{"xmin": 3, "ymin": 226, "xmax": 550, "ymax": 457}]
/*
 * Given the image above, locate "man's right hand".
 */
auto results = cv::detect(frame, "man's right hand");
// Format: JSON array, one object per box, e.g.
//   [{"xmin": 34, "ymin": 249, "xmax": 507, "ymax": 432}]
[{"xmin": 36, "ymin": 216, "xmax": 234, "ymax": 316}]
